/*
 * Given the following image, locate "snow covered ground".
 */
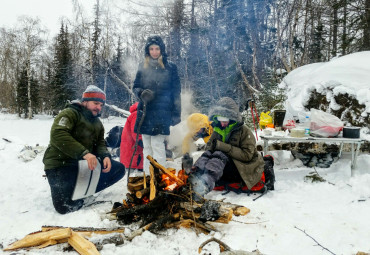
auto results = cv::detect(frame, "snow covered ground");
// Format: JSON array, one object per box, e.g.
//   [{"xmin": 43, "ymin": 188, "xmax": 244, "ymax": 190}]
[{"xmin": 1, "ymin": 113, "xmax": 370, "ymax": 255}]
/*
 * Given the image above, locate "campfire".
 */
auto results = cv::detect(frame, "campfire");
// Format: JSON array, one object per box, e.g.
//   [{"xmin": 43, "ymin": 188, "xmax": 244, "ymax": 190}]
[
  {"xmin": 4, "ymin": 156, "xmax": 250, "ymax": 254},
  {"xmin": 108, "ymin": 155, "xmax": 250, "ymax": 236}
]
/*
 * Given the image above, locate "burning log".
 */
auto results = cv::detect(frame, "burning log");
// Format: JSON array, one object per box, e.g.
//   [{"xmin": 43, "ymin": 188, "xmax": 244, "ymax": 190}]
[{"xmin": 147, "ymin": 155, "xmax": 185, "ymax": 186}]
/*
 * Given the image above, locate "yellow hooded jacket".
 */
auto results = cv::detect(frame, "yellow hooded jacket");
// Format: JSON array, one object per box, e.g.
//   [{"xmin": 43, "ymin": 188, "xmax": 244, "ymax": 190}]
[{"xmin": 182, "ymin": 113, "xmax": 213, "ymax": 154}]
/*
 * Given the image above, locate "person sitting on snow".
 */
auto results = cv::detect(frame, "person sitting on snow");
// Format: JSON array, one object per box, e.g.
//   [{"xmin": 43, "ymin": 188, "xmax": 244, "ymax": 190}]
[
  {"xmin": 182, "ymin": 113, "xmax": 213, "ymax": 155},
  {"xmin": 120, "ymin": 102, "xmax": 143, "ymax": 171},
  {"xmin": 189, "ymin": 97, "xmax": 265, "ymax": 200},
  {"xmin": 43, "ymin": 85, "xmax": 125, "ymax": 214}
]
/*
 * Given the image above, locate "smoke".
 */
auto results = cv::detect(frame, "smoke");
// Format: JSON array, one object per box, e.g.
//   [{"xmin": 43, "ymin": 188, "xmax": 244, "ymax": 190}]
[
  {"xmin": 181, "ymin": 89, "xmax": 198, "ymax": 120},
  {"xmin": 167, "ymin": 89, "xmax": 198, "ymax": 158}
]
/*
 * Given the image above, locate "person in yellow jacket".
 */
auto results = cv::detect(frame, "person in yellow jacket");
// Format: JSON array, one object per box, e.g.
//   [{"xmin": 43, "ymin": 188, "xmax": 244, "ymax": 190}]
[{"xmin": 182, "ymin": 113, "xmax": 213, "ymax": 155}]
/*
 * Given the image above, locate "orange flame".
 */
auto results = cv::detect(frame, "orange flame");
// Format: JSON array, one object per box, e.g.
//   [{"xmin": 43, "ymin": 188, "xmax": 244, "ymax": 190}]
[
  {"xmin": 161, "ymin": 169, "xmax": 188, "ymax": 191},
  {"xmin": 142, "ymin": 196, "xmax": 149, "ymax": 204}
]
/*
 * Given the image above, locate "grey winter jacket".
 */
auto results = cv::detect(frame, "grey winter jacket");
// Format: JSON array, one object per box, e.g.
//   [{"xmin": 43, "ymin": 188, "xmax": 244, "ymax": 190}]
[
  {"xmin": 206, "ymin": 97, "xmax": 265, "ymax": 188},
  {"xmin": 206, "ymin": 124, "xmax": 265, "ymax": 188}
]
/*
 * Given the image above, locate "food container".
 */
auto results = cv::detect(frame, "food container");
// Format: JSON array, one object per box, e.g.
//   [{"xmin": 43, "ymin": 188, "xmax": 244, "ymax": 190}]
[
  {"xmin": 262, "ymin": 128, "xmax": 274, "ymax": 136},
  {"xmin": 290, "ymin": 128, "xmax": 305, "ymax": 137},
  {"xmin": 343, "ymin": 127, "xmax": 360, "ymax": 138}
]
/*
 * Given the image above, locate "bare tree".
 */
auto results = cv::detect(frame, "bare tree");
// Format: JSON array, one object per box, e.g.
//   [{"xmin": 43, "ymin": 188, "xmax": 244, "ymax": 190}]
[{"xmin": 15, "ymin": 16, "xmax": 46, "ymax": 118}]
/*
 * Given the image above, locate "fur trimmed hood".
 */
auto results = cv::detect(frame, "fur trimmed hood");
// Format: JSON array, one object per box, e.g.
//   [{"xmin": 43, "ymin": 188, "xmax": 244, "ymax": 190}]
[
  {"xmin": 144, "ymin": 35, "xmax": 167, "ymax": 64},
  {"xmin": 208, "ymin": 97, "xmax": 242, "ymax": 122}
]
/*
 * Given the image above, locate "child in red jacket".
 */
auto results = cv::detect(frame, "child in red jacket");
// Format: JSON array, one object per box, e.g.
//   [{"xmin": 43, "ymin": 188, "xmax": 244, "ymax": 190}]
[{"xmin": 120, "ymin": 102, "xmax": 143, "ymax": 171}]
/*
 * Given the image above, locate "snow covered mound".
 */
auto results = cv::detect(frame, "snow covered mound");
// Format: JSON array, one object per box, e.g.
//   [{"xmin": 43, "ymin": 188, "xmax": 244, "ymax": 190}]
[{"xmin": 280, "ymin": 51, "xmax": 370, "ymax": 127}]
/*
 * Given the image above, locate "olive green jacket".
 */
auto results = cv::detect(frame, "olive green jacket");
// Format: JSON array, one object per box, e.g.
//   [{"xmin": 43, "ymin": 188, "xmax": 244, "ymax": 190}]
[
  {"xmin": 206, "ymin": 123, "xmax": 265, "ymax": 188},
  {"xmin": 43, "ymin": 101, "xmax": 110, "ymax": 170}
]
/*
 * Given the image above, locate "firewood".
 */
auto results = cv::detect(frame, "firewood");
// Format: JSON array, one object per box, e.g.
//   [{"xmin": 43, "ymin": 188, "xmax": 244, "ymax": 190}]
[
  {"xmin": 216, "ymin": 201, "xmax": 251, "ymax": 216},
  {"xmin": 127, "ymin": 179, "xmax": 145, "ymax": 192},
  {"xmin": 126, "ymin": 222, "xmax": 153, "ymax": 241},
  {"xmin": 136, "ymin": 187, "xmax": 150, "ymax": 199},
  {"xmin": 36, "ymin": 239, "xmax": 58, "ymax": 249},
  {"xmin": 146, "ymin": 213, "xmax": 179, "ymax": 232},
  {"xmin": 68, "ymin": 231, "xmax": 100, "ymax": 255},
  {"xmin": 149, "ymin": 165, "xmax": 156, "ymax": 201},
  {"xmin": 147, "ymin": 155, "xmax": 184, "ymax": 186},
  {"xmin": 128, "ymin": 176, "xmax": 143, "ymax": 183},
  {"xmin": 143, "ymin": 171, "xmax": 147, "ymax": 189},
  {"xmin": 164, "ymin": 219, "xmax": 213, "ymax": 234},
  {"xmin": 93, "ymin": 233, "xmax": 124, "ymax": 251},
  {"xmin": 233, "ymin": 207, "xmax": 250, "ymax": 216},
  {"xmin": 41, "ymin": 226, "xmax": 125, "ymax": 236},
  {"xmin": 4, "ymin": 228, "xmax": 72, "ymax": 251},
  {"xmin": 179, "ymin": 202, "xmax": 233, "ymax": 223},
  {"xmin": 116, "ymin": 192, "xmax": 169, "ymax": 224},
  {"xmin": 126, "ymin": 193, "xmax": 136, "ymax": 203}
]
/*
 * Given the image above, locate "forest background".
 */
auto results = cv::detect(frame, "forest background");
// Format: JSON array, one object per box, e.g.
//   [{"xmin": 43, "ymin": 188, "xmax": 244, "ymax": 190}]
[{"xmin": 0, "ymin": 0, "xmax": 369, "ymax": 118}]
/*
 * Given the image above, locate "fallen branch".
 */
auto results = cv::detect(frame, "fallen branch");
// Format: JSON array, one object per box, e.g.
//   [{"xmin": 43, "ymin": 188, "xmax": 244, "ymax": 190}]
[
  {"xmin": 231, "ymin": 219, "xmax": 269, "ymax": 225},
  {"xmin": 104, "ymin": 103, "xmax": 130, "ymax": 117},
  {"xmin": 294, "ymin": 226, "xmax": 336, "ymax": 255},
  {"xmin": 109, "ymin": 69, "xmax": 136, "ymax": 99},
  {"xmin": 198, "ymin": 237, "xmax": 232, "ymax": 253},
  {"xmin": 2, "ymin": 138, "xmax": 12, "ymax": 143}
]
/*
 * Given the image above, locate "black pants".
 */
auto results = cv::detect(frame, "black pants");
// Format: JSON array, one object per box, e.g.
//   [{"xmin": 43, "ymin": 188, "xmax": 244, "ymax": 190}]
[
  {"xmin": 45, "ymin": 160, "xmax": 125, "ymax": 214},
  {"xmin": 219, "ymin": 159, "xmax": 243, "ymax": 183}
]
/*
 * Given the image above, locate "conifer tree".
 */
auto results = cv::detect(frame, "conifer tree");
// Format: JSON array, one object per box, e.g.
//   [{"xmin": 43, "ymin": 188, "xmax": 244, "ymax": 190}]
[
  {"xmin": 16, "ymin": 66, "xmax": 39, "ymax": 117},
  {"xmin": 50, "ymin": 24, "xmax": 75, "ymax": 111},
  {"xmin": 16, "ymin": 68, "xmax": 28, "ymax": 117},
  {"xmin": 107, "ymin": 38, "xmax": 131, "ymax": 110}
]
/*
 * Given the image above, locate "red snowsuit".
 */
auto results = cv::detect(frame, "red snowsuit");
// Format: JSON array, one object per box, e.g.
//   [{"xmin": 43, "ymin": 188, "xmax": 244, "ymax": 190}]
[{"xmin": 120, "ymin": 102, "xmax": 143, "ymax": 170}]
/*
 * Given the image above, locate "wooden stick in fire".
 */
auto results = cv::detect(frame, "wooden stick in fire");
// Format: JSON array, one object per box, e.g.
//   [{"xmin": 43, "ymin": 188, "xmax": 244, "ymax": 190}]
[
  {"xmin": 146, "ymin": 155, "xmax": 184, "ymax": 186},
  {"xmin": 149, "ymin": 165, "xmax": 156, "ymax": 201}
]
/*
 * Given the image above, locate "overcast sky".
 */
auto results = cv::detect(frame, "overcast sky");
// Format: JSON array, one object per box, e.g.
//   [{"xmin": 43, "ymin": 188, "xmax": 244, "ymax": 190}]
[{"xmin": 0, "ymin": 0, "xmax": 95, "ymax": 35}]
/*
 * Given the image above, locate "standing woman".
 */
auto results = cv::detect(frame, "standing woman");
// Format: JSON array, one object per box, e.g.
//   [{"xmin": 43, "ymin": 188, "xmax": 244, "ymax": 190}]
[{"xmin": 133, "ymin": 35, "xmax": 181, "ymax": 174}]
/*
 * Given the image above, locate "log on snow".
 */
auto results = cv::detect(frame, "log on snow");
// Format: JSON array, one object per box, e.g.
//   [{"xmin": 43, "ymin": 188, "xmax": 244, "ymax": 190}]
[
  {"xmin": 4, "ymin": 228, "xmax": 72, "ymax": 251},
  {"xmin": 68, "ymin": 231, "xmax": 100, "ymax": 255},
  {"xmin": 216, "ymin": 201, "xmax": 251, "ymax": 216},
  {"xmin": 41, "ymin": 226, "xmax": 125, "ymax": 236}
]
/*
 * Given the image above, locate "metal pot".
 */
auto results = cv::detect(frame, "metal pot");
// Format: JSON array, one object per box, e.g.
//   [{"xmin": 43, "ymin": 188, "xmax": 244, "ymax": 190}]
[{"xmin": 343, "ymin": 127, "xmax": 360, "ymax": 138}]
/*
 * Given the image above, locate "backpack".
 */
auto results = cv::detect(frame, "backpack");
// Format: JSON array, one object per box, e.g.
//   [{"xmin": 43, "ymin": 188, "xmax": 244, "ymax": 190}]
[
  {"xmin": 213, "ymin": 155, "xmax": 275, "ymax": 199},
  {"xmin": 105, "ymin": 126, "xmax": 124, "ymax": 148}
]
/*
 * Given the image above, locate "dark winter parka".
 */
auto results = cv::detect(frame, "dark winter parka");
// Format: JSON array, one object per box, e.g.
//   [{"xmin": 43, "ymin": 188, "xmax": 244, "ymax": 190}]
[
  {"xmin": 206, "ymin": 97, "xmax": 265, "ymax": 188},
  {"xmin": 43, "ymin": 101, "xmax": 110, "ymax": 170},
  {"xmin": 133, "ymin": 36, "xmax": 181, "ymax": 136}
]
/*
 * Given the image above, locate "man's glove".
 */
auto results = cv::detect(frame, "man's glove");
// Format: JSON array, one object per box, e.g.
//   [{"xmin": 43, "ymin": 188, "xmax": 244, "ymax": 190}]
[{"xmin": 140, "ymin": 89, "xmax": 155, "ymax": 103}]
